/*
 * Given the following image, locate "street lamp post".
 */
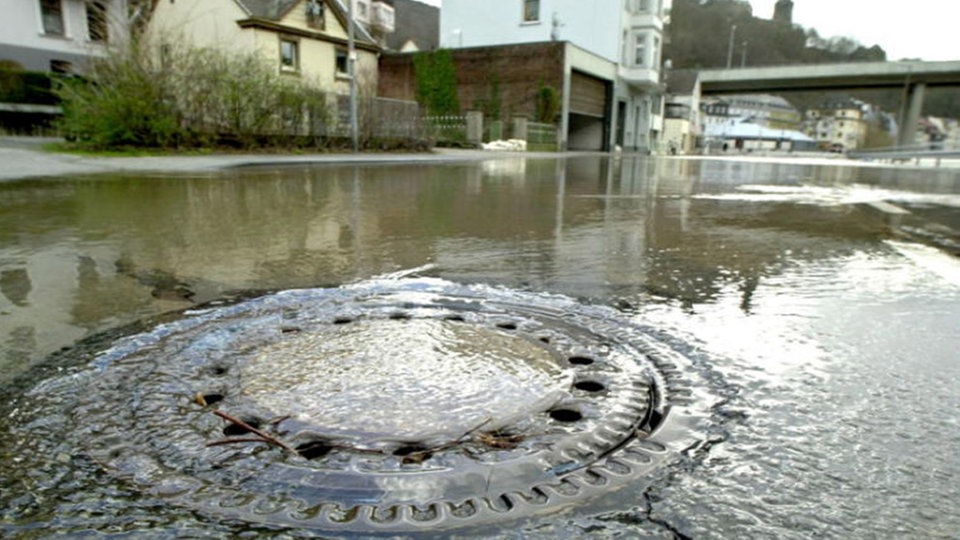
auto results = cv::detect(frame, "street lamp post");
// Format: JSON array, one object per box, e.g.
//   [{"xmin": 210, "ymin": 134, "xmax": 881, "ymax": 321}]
[
  {"xmin": 348, "ymin": 0, "xmax": 359, "ymax": 153},
  {"xmin": 726, "ymin": 24, "xmax": 737, "ymax": 69}
]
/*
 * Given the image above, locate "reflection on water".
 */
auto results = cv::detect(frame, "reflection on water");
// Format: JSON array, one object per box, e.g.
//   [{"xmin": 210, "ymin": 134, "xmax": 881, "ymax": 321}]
[
  {"xmin": 1, "ymin": 157, "xmax": 958, "ymax": 377},
  {"xmin": 1, "ymin": 156, "xmax": 959, "ymax": 537}
]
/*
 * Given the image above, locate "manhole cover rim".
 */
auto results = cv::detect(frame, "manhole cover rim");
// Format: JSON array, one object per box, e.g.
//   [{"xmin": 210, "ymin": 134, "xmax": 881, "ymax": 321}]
[{"xmin": 48, "ymin": 279, "xmax": 707, "ymax": 532}]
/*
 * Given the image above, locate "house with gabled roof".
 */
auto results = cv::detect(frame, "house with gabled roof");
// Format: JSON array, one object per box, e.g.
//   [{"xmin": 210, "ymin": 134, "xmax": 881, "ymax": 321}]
[{"xmin": 147, "ymin": 0, "xmax": 381, "ymax": 93}]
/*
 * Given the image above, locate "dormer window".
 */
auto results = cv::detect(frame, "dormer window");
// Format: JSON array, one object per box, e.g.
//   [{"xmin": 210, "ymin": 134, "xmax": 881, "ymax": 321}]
[{"xmin": 306, "ymin": 0, "xmax": 325, "ymax": 30}]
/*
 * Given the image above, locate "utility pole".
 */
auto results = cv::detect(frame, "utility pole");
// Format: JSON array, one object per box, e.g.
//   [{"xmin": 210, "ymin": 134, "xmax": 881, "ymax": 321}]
[
  {"xmin": 726, "ymin": 24, "xmax": 737, "ymax": 69},
  {"xmin": 348, "ymin": 0, "xmax": 359, "ymax": 152}
]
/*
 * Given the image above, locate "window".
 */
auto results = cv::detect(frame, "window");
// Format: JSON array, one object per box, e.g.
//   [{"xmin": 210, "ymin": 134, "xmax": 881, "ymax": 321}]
[
  {"xmin": 50, "ymin": 59, "xmax": 72, "ymax": 73},
  {"xmin": 305, "ymin": 0, "xmax": 325, "ymax": 29},
  {"xmin": 358, "ymin": 0, "xmax": 367, "ymax": 18},
  {"xmin": 280, "ymin": 38, "xmax": 299, "ymax": 72},
  {"xmin": 40, "ymin": 0, "xmax": 65, "ymax": 36},
  {"xmin": 629, "ymin": 0, "xmax": 660, "ymax": 13},
  {"xmin": 335, "ymin": 48, "xmax": 349, "ymax": 76},
  {"xmin": 634, "ymin": 33, "xmax": 647, "ymax": 66},
  {"xmin": 86, "ymin": 1, "xmax": 108, "ymax": 42},
  {"xmin": 652, "ymin": 35, "xmax": 660, "ymax": 67},
  {"xmin": 523, "ymin": 0, "xmax": 539, "ymax": 22}
]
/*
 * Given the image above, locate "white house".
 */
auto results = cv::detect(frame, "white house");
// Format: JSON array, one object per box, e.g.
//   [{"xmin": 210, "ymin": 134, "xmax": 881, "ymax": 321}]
[
  {"xmin": 0, "ymin": 0, "xmax": 130, "ymax": 73},
  {"xmin": 440, "ymin": 0, "xmax": 665, "ymax": 152}
]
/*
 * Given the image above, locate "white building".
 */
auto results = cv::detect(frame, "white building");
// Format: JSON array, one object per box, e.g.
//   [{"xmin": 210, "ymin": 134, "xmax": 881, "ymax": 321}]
[
  {"xmin": 348, "ymin": 0, "xmax": 395, "ymax": 46},
  {"xmin": 700, "ymin": 94, "xmax": 801, "ymax": 131},
  {"xmin": 804, "ymin": 99, "xmax": 869, "ymax": 151},
  {"xmin": 0, "ymin": 0, "xmax": 130, "ymax": 73},
  {"xmin": 704, "ymin": 118, "xmax": 815, "ymax": 152},
  {"xmin": 663, "ymin": 70, "xmax": 701, "ymax": 154},
  {"xmin": 440, "ymin": 0, "xmax": 665, "ymax": 152}
]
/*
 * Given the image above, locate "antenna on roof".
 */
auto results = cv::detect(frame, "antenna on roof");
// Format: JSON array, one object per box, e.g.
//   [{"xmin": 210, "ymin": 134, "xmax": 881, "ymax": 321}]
[{"xmin": 551, "ymin": 12, "xmax": 563, "ymax": 41}]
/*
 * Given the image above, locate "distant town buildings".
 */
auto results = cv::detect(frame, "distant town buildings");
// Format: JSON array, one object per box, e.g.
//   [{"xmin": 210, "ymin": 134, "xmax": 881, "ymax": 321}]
[
  {"xmin": 917, "ymin": 116, "xmax": 960, "ymax": 149},
  {"xmin": 708, "ymin": 94, "xmax": 802, "ymax": 130},
  {"xmin": 696, "ymin": 94, "xmax": 813, "ymax": 152},
  {"xmin": 804, "ymin": 99, "xmax": 869, "ymax": 150}
]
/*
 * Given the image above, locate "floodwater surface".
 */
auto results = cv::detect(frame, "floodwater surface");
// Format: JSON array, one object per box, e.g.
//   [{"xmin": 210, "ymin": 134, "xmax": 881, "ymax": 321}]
[{"xmin": 1, "ymin": 156, "xmax": 959, "ymax": 538}]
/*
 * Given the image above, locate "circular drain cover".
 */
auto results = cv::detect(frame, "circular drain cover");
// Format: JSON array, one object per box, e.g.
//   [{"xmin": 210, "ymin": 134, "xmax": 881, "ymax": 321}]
[{"xmin": 58, "ymin": 278, "xmax": 703, "ymax": 533}]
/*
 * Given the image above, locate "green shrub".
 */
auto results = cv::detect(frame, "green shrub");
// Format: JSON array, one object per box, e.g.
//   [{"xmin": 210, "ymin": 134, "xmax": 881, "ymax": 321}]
[
  {"xmin": 413, "ymin": 49, "xmax": 460, "ymax": 116},
  {"xmin": 56, "ymin": 41, "xmax": 429, "ymax": 151},
  {"xmin": 56, "ymin": 56, "xmax": 180, "ymax": 147},
  {"xmin": 55, "ymin": 41, "xmax": 335, "ymax": 150},
  {"xmin": 535, "ymin": 83, "xmax": 560, "ymax": 124}
]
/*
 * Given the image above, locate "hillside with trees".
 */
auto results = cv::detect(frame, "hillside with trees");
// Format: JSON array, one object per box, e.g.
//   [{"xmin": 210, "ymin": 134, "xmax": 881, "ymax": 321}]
[
  {"xmin": 665, "ymin": 0, "xmax": 960, "ymax": 121},
  {"xmin": 663, "ymin": 0, "xmax": 886, "ymax": 69}
]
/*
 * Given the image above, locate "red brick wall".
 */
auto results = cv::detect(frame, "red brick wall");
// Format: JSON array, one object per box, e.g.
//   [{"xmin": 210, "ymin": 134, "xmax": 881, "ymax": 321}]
[{"xmin": 379, "ymin": 42, "xmax": 565, "ymax": 122}]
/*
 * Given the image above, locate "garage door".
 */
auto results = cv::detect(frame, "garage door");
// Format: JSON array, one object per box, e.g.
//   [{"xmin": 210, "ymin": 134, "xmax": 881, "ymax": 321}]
[{"xmin": 569, "ymin": 71, "xmax": 609, "ymax": 118}]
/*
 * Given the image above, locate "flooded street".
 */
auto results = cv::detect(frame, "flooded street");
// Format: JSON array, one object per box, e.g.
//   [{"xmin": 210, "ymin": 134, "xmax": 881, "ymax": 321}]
[{"xmin": 1, "ymin": 156, "xmax": 959, "ymax": 538}]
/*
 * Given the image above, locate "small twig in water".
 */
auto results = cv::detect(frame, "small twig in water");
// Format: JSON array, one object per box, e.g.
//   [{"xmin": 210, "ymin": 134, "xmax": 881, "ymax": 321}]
[
  {"xmin": 268, "ymin": 415, "xmax": 292, "ymax": 427},
  {"xmin": 206, "ymin": 437, "xmax": 273, "ymax": 448},
  {"xmin": 212, "ymin": 410, "xmax": 298, "ymax": 455}
]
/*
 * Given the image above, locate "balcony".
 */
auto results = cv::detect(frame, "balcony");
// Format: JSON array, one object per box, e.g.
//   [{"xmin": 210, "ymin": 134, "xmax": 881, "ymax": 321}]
[
  {"xmin": 625, "ymin": 12, "xmax": 664, "ymax": 31},
  {"xmin": 369, "ymin": 1, "xmax": 395, "ymax": 34},
  {"xmin": 619, "ymin": 65, "xmax": 660, "ymax": 88}
]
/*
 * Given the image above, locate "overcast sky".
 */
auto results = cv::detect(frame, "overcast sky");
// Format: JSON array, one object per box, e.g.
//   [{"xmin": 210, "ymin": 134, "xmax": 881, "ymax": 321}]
[
  {"xmin": 417, "ymin": 0, "xmax": 956, "ymax": 62},
  {"xmin": 746, "ymin": 0, "xmax": 953, "ymax": 61}
]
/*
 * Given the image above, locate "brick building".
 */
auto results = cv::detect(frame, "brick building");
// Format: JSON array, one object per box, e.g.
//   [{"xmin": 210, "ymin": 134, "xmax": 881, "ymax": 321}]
[{"xmin": 380, "ymin": 41, "xmax": 617, "ymax": 150}]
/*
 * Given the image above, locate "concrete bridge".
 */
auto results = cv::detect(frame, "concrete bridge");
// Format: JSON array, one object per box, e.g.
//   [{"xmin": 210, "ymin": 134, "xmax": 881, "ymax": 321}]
[{"xmin": 699, "ymin": 61, "xmax": 960, "ymax": 146}]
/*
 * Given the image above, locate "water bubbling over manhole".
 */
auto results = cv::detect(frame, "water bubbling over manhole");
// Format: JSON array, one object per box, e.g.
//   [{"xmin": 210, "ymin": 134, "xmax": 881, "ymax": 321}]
[
  {"xmin": 239, "ymin": 319, "xmax": 569, "ymax": 443},
  {"xmin": 35, "ymin": 278, "xmax": 706, "ymax": 533}
]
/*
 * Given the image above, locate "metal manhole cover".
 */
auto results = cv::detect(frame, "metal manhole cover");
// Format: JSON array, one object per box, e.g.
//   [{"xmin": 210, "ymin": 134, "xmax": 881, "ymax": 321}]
[{"xmin": 26, "ymin": 278, "xmax": 705, "ymax": 533}]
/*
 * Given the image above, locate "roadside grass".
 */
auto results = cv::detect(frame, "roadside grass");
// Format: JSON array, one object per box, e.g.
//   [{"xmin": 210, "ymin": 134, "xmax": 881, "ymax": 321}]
[
  {"xmin": 40, "ymin": 141, "xmax": 433, "ymax": 157},
  {"xmin": 41, "ymin": 141, "xmax": 217, "ymax": 157}
]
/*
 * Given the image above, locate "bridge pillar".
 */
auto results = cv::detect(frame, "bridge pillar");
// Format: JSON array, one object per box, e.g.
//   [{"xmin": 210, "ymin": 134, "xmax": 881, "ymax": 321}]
[{"xmin": 899, "ymin": 82, "xmax": 926, "ymax": 148}]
